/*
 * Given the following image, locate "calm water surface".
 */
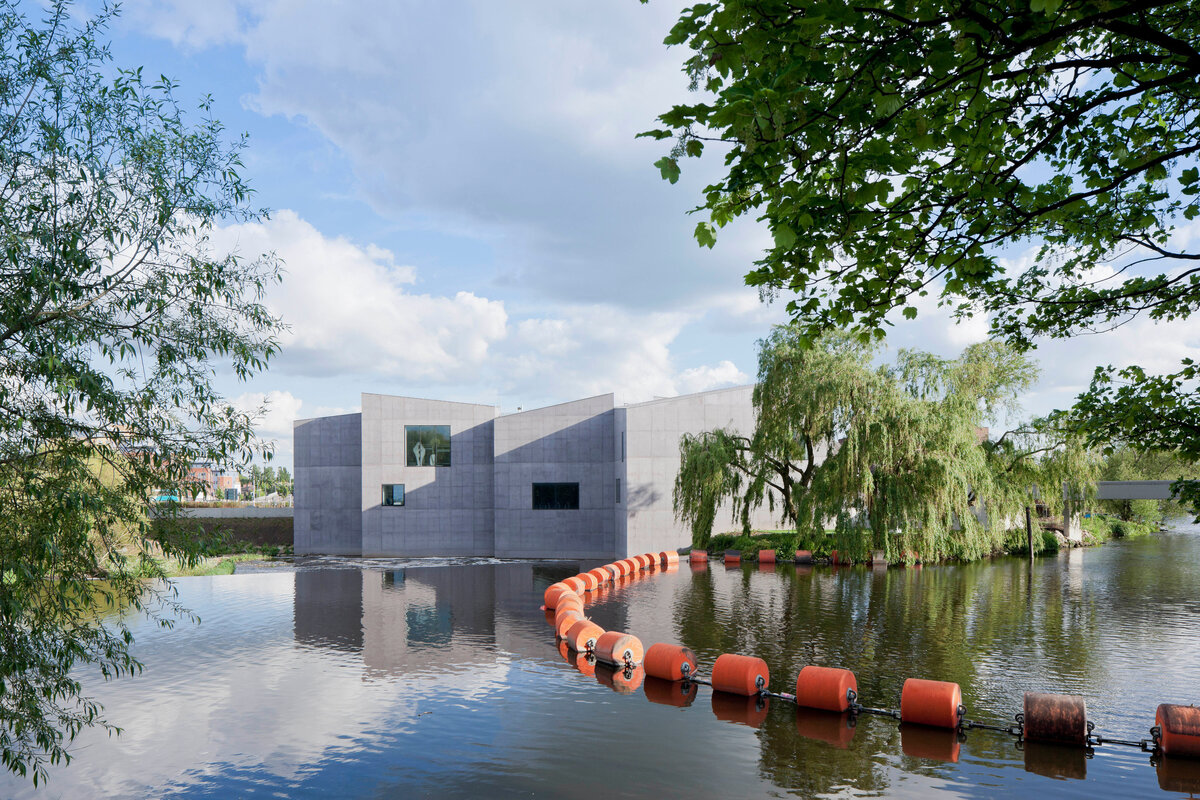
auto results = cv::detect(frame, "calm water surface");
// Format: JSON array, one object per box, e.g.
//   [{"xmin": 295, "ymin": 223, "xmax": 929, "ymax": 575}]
[{"xmin": 7, "ymin": 522, "xmax": 1200, "ymax": 798}]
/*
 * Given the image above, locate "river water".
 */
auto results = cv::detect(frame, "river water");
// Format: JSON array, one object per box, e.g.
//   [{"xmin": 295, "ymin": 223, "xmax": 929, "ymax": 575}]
[{"xmin": 5, "ymin": 521, "xmax": 1200, "ymax": 798}]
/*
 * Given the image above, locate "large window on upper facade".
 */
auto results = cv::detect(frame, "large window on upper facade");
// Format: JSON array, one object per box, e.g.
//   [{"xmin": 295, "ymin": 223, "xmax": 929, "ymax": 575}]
[
  {"xmin": 405, "ymin": 425, "xmax": 451, "ymax": 466},
  {"xmin": 382, "ymin": 484, "xmax": 405, "ymax": 507},
  {"xmin": 532, "ymin": 482, "xmax": 580, "ymax": 510}
]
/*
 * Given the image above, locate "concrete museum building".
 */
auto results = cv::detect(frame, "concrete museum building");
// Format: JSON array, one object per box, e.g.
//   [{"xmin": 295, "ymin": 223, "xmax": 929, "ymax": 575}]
[{"xmin": 293, "ymin": 385, "xmax": 782, "ymax": 559}]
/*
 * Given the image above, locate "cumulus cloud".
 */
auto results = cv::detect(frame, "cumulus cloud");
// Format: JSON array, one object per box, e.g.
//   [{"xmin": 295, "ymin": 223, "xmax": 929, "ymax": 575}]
[{"xmin": 211, "ymin": 211, "xmax": 508, "ymax": 380}]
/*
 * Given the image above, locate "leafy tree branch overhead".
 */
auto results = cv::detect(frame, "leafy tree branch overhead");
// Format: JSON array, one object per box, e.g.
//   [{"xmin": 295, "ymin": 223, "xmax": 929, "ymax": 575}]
[{"xmin": 644, "ymin": 0, "xmax": 1200, "ymax": 493}]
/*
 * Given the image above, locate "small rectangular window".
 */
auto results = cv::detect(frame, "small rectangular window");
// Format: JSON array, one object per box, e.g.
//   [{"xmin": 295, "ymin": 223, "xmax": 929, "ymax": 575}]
[
  {"xmin": 615, "ymin": 478, "xmax": 621, "ymax": 505},
  {"xmin": 405, "ymin": 425, "xmax": 451, "ymax": 466},
  {"xmin": 532, "ymin": 482, "xmax": 579, "ymax": 510},
  {"xmin": 621, "ymin": 431, "xmax": 625, "ymax": 462},
  {"xmin": 382, "ymin": 484, "xmax": 405, "ymax": 507}
]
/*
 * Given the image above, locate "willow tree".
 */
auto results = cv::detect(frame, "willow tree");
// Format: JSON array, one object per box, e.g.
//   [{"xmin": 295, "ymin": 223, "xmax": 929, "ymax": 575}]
[
  {"xmin": 674, "ymin": 328, "xmax": 1091, "ymax": 560},
  {"xmin": 0, "ymin": 3, "xmax": 281, "ymax": 783}
]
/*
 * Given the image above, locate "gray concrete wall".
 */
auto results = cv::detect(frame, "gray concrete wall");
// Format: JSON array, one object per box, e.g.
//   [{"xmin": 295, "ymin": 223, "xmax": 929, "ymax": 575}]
[
  {"xmin": 623, "ymin": 385, "xmax": 781, "ymax": 556},
  {"xmin": 361, "ymin": 394, "xmax": 498, "ymax": 557},
  {"xmin": 294, "ymin": 413, "xmax": 363, "ymax": 555},
  {"xmin": 494, "ymin": 394, "xmax": 618, "ymax": 559},
  {"xmin": 1096, "ymin": 480, "xmax": 1178, "ymax": 500}
]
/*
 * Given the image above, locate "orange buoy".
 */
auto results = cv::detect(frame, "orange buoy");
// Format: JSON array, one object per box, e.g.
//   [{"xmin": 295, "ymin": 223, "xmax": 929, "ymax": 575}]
[
  {"xmin": 724, "ymin": 550, "xmax": 741, "ymax": 565},
  {"xmin": 576, "ymin": 572, "xmax": 599, "ymax": 592},
  {"xmin": 1156, "ymin": 704, "xmax": 1200, "ymax": 758},
  {"xmin": 758, "ymin": 549, "xmax": 776, "ymax": 564},
  {"xmin": 688, "ymin": 550, "xmax": 708, "ymax": 562},
  {"xmin": 644, "ymin": 676, "xmax": 698, "ymax": 708},
  {"xmin": 1157, "ymin": 755, "xmax": 1200, "ymax": 793},
  {"xmin": 711, "ymin": 653, "xmax": 769, "ymax": 696},
  {"xmin": 795, "ymin": 708, "xmax": 856, "ymax": 749},
  {"xmin": 601, "ymin": 564, "xmax": 621, "ymax": 580},
  {"xmin": 712, "ymin": 693, "xmax": 769, "ymax": 728},
  {"xmin": 596, "ymin": 663, "xmax": 645, "ymax": 695},
  {"xmin": 562, "ymin": 576, "xmax": 587, "ymax": 594},
  {"xmin": 659, "ymin": 550, "xmax": 680, "ymax": 566},
  {"xmin": 1023, "ymin": 692, "xmax": 1087, "ymax": 745},
  {"xmin": 639, "ymin": 554, "xmax": 656, "ymax": 569},
  {"xmin": 554, "ymin": 608, "xmax": 584, "ymax": 638},
  {"xmin": 564, "ymin": 619, "xmax": 605, "ymax": 653},
  {"xmin": 794, "ymin": 549, "xmax": 813, "ymax": 564},
  {"xmin": 794, "ymin": 666, "xmax": 857, "ymax": 713},
  {"xmin": 556, "ymin": 592, "xmax": 584, "ymax": 615},
  {"xmin": 900, "ymin": 678, "xmax": 963, "ymax": 729},
  {"xmin": 594, "ymin": 631, "xmax": 645, "ymax": 667},
  {"xmin": 830, "ymin": 549, "xmax": 839, "ymax": 565},
  {"xmin": 618, "ymin": 558, "xmax": 636, "ymax": 574},
  {"xmin": 1023, "ymin": 741, "xmax": 1088, "ymax": 780},
  {"xmin": 543, "ymin": 583, "xmax": 572, "ymax": 609},
  {"xmin": 643, "ymin": 643, "xmax": 698, "ymax": 681},
  {"xmin": 900, "ymin": 724, "xmax": 961, "ymax": 763},
  {"xmin": 587, "ymin": 567, "xmax": 610, "ymax": 585}
]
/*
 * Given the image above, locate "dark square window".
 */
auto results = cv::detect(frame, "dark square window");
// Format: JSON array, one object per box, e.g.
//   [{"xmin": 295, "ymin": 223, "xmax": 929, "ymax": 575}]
[
  {"xmin": 405, "ymin": 425, "xmax": 451, "ymax": 466},
  {"xmin": 532, "ymin": 482, "xmax": 579, "ymax": 510},
  {"xmin": 382, "ymin": 484, "xmax": 405, "ymax": 507}
]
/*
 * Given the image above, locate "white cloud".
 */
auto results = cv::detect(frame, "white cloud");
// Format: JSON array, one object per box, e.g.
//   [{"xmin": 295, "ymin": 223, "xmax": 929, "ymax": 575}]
[
  {"xmin": 211, "ymin": 210, "xmax": 508, "ymax": 380},
  {"xmin": 677, "ymin": 361, "xmax": 749, "ymax": 394}
]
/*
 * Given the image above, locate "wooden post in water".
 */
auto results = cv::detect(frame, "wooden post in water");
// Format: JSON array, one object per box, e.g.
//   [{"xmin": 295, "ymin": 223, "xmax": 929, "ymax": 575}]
[{"xmin": 1025, "ymin": 506, "xmax": 1034, "ymax": 563}]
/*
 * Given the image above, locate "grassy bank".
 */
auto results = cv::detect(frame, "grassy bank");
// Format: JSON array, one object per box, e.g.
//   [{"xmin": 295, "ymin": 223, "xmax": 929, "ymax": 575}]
[
  {"xmin": 160, "ymin": 552, "xmax": 279, "ymax": 577},
  {"xmin": 1081, "ymin": 514, "xmax": 1158, "ymax": 544}
]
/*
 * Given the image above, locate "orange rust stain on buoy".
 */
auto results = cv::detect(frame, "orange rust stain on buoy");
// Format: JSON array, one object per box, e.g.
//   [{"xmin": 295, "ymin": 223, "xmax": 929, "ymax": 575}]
[
  {"xmin": 758, "ymin": 549, "xmax": 776, "ymax": 564},
  {"xmin": 593, "ymin": 631, "xmax": 645, "ymax": 667},
  {"xmin": 1023, "ymin": 692, "xmax": 1087, "ymax": 745},
  {"xmin": 564, "ymin": 619, "xmax": 605, "ymax": 653},
  {"xmin": 900, "ymin": 723, "xmax": 961, "ymax": 763},
  {"xmin": 711, "ymin": 653, "xmax": 769, "ymax": 696},
  {"xmin": 794, "ymin": 666, "xmax": 857, "ymax": 713},
  {"xmin": 644, "ymin": 676, "xmax": 698, "ymax": 708},
  {"xmin": 900, "ymin": 678, "xmax": 963, "ymax": 729},
  {"xmin": 712, "ymin": 693, "xmax": 769, "ymax": 728},
  {"xmin": 795, "ymin": 708, "xmax": 856, "ymax": 749},
  {"xmin": 1157, "ymin": 704, "xmax": 1200, "ymax": 758},
  {"xmin": 643, "ymin": 643, "xmax": 698, "ymax": 681}
]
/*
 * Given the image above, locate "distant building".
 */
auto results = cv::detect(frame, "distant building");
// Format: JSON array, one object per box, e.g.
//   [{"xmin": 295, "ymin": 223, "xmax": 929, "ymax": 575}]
[{"xmin": 293, "ymin": 386, "xmax": 780, "ymax": 558}]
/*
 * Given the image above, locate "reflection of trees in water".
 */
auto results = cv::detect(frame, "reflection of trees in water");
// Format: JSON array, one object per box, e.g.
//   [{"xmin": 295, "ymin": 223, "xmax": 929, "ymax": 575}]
[{"xmin": 671, "ymin": 558, "xmax": 1108, "ymax": 794}]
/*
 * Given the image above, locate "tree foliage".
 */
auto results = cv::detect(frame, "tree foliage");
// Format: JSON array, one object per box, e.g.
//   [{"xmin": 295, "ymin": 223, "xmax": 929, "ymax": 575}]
[
  {"xmin": 674, "ymin": 328, "xmax": 1096, "ymax": 560},
  {"xmin": 646, "ymin": 0, "xmax": 1200, "ymax": 504},
  {"xmin": 0, "ymin": 2, "xmax": 281, "ymax": 783}
]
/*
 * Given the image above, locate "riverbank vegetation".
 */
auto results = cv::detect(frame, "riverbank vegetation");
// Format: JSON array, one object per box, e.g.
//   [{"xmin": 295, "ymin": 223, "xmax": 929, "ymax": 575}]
[{"xmin": 674, "ymin": 327, "xmax": 1095, "ymax": 564}]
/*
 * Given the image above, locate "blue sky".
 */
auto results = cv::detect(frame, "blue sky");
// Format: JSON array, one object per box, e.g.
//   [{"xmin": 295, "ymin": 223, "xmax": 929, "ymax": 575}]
[{"xmin": 94, "ymin": 1, "xmax": 1200, "ymax": 470}]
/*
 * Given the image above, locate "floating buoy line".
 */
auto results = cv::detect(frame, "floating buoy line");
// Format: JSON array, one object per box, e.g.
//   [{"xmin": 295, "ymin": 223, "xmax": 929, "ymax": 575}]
[{"xmin": 540, "ymin": 551, "xmax": 1200, "ymax": 789}]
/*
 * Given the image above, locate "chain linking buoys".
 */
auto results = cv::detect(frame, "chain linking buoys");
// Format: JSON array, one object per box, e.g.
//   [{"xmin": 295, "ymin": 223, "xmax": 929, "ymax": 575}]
[
  {"xmin": 758, "ymin": 549, "xmax": 775, "ymax": 564},
  {"xmin": 711, "ymin": 653, "xmax": 769, "ymax": 696},
  {"xmin": 565, "ymin": 619, "xmax": 604, "ymax": 653},
  {"xmin": 1022, "ymin": 692, "xmax": 1088, "ymax": 745},
  {"xmin": 644, "ymin": 676, "xmax": 698, "ymax": 707},
  {"xmin": 594, "ymin": 631, "xmax": 645, "ymax": 667},
  {"xmin": 795, "ymin": 708, "xmax": 856, "ymax": 749},
  {"xmin": 1022, "ymin": 741, "xmax": 1088, "ymax": 780},
  {"xmin": 900, "ymin": 678, "xmax": 963, "ymax": 729},
  {"xmin": 1155, "ymin": 704, "xmax": 1200, "ymax": 757},
  {"xmin": 712, "ymin": 692, "xmax": 769, "ymax": 728},
  {"xmin": 794, "ymin": 666, "xmax": 857, "ymax": 713},
  {"xmin": 643, "ymin": 643, "xmax": 697, "ymax": 681}
]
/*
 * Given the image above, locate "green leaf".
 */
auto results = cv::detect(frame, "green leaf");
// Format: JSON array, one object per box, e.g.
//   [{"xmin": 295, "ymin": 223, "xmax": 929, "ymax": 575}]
[
  {"xmin": 695, "ymin": 221, "xmax": 717, "ymax": 248},
  {"xmin": 655, "ymin": 156, "xmax": 681, "ymax": 184}
]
